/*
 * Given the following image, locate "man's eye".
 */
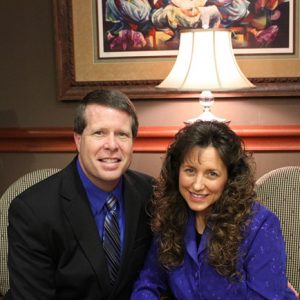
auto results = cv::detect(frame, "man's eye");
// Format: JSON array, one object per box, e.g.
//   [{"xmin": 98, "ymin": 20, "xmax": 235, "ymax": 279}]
[
  {"xmin": 94, "ymin": 131, "xmax": 104, "ymax": 136},
  {"xmin": 119, "ymin": 132, "xmax": 130, "ymax": 138}
]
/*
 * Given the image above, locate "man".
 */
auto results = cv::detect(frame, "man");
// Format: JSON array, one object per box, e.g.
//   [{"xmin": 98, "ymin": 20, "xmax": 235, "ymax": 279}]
[{"xmin": 5, "ymin": 89, "xmax": 154, "ymax": 300}]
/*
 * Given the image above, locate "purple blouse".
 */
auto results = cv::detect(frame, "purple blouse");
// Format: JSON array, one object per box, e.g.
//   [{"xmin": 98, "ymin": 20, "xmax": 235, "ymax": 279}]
[{"xmin": 131, "ymin": 202, "xmax": 296, "ymax": 299}]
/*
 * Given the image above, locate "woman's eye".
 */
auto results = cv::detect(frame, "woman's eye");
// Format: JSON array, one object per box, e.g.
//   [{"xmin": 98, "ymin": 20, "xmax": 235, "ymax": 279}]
[
  {"xmin": 208, "ymin": 171, "xmax": 218, "ymax": 177},
  {"xmin": 184, "ymin": 168, "xmax": 194, "ymax": 174}
]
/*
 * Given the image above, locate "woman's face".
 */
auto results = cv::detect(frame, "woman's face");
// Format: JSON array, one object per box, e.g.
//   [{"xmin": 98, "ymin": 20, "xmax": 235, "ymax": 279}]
[{"xmin": 179, "ymin": 146, "xmax": 228, "ymax": 228}]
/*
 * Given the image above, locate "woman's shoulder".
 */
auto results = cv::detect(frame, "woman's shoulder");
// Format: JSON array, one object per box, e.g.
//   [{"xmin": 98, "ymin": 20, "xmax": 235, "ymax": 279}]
[
  {"xmin": 247, "ymin": 201, "xmax": 281, "ymax": 233},
  {"xmin": 251, "ymin": 201, "xmax": 278, "ymax": 220},
  {"xmin": 240, "ymin": 201, "xmax": 283, "ymax": 251}
]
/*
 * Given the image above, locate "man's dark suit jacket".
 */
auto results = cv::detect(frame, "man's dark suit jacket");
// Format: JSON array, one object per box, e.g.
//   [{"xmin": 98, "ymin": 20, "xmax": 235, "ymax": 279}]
[{"xmin": 5, "ymin": 158, "xmax": 154, "ymax": 300}]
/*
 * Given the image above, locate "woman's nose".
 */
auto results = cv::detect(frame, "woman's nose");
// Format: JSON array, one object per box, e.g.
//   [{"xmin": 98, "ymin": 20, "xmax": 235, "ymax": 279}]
[{"xmin": 193, "ymin": 175, "xmax": 205, "ymax": 191}]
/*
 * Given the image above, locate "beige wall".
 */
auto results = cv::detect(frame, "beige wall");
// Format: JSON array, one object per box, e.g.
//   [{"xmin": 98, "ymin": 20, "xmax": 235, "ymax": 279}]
[{"xmin": 0, "ymin": 1, "xmax": 299, "ymax": 195}]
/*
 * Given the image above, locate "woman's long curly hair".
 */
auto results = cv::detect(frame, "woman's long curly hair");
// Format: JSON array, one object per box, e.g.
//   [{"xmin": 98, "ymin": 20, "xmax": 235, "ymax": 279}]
[{"xmin": 151, "ymin": 121, "xmax": 256, "ymax": 279}]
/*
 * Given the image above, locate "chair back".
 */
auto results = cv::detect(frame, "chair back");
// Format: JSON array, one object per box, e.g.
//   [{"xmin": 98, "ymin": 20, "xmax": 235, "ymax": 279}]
[
  {"xmin": 255, "ymin": 166, "xmax": 300, "ymax": 292},
  {"xmin": 0, "ymin": 168, "xmax": 61, "ymax": 296}
]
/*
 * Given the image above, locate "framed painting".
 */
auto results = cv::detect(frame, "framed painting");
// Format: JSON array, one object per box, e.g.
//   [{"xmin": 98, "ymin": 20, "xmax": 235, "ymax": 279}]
[
  {"xmin": 98, "ymin": 0, "xmax": 294, "ymax": 58},
  {"xmin": 53, "ymin": 0, "xmax": 300, "ymax": 101}
]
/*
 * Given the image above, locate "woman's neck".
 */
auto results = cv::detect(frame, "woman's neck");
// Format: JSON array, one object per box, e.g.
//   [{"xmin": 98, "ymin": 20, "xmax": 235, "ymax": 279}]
[{"xmin": 195, "ymin": 212, "xmax": 206, "ymax": 234}]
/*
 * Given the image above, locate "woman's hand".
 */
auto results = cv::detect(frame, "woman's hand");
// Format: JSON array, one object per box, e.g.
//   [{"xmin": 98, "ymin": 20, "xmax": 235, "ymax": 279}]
[{"xmin": 288, "ymin": 281, "xmax": 299, "ymax": 299}]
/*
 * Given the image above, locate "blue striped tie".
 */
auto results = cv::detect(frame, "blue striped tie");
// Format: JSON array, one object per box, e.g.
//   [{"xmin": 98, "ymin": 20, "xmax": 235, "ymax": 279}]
[{"xmin": 103, "ymin": 195, "xmax": 121, "ymax": 284}]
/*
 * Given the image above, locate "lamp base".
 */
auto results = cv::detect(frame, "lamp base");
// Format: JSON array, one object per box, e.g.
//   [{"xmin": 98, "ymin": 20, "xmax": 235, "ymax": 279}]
[
  {"xmin": 185, "ymin": 90, "xmax": 229, "ymax": 124},
  {"xmin": 185, "ymin": 110, "xmax": 228, "ymax": 124}
]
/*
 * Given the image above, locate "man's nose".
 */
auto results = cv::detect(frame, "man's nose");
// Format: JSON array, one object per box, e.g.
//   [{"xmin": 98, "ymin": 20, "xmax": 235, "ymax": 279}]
[{"xmin": 104, "ymin": 134, "xmax": 118, "ymax": 150}]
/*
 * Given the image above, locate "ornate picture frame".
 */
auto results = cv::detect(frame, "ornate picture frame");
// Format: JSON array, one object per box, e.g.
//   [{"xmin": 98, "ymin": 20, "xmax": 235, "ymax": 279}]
[{"xmin": 53, "ymin": 0, "xmax": 300, "ymax": 101}]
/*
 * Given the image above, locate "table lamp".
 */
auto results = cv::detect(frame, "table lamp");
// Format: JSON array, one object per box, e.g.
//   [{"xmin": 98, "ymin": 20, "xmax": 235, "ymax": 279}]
[{"xmin": 156, "ymin": 29, "xmax": 255, "ymax": 123}]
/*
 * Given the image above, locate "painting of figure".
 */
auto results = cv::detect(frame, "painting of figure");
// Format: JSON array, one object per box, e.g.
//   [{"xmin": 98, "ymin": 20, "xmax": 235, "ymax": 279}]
[{"xmin": 97, "ymin": 0, "xmax": 293, "ymax": 57}]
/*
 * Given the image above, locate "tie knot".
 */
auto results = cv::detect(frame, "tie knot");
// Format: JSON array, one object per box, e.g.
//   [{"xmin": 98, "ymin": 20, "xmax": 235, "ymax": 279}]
[{"xmin": 106, "ymin": 195, "xmax": 117, "ymax": 212}]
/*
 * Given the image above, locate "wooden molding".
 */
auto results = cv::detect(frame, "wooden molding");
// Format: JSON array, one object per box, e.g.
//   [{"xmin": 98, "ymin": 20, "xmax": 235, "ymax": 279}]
[{"xmin": 0, "ymin": 126, "xmax": 300, "ymax": 153}]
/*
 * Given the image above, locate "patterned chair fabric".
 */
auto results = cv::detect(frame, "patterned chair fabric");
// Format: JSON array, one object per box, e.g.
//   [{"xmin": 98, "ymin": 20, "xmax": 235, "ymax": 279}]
[
  {"xmin": 0, "ymin": 168, "xmax": 61, "ymax": 296},
  {"xmin": 255, "ymin": 166, "xmax": 300, "ymax": 292}
]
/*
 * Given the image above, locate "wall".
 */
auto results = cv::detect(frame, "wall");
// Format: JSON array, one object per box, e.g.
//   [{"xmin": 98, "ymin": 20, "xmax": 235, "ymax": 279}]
[{"xmin": 0, "ymin": 0, "xmax": 299, "ymax": 195}]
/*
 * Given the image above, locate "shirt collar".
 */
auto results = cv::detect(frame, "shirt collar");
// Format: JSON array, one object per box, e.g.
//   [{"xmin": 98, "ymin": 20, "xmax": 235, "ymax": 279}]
[{"xmin": 76, "ymin": 158, "xmax": 123, "ymax": 215}]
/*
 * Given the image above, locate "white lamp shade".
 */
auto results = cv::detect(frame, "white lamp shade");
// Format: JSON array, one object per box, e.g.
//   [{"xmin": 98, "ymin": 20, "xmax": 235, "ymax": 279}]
[{"xmin": 157, "ymin": 29, "xmax": 254, "ymax": 91}]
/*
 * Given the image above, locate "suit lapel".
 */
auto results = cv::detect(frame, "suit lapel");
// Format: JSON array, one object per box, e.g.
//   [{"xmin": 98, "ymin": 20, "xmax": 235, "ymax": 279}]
[
  {"xmin": 60, "ymin": 163, "xmax": 111, "ymax": 295},
  {"xmin": 115, "ymin": 173, "xmax": 143, "ymax": 285}
]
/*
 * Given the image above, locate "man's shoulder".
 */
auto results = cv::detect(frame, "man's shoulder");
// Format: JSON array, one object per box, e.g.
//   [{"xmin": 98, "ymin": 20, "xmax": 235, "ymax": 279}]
[
  {"xmin": 125, "ymin": 169, "xmax": 154, "ymax": 184},
  {"xmin": 10, "ymin": 160, "xmax": 76, "ymax": 205},
  {"xmin": 124, "ymin": 169, "xmax": 155, "ymax": 194}
]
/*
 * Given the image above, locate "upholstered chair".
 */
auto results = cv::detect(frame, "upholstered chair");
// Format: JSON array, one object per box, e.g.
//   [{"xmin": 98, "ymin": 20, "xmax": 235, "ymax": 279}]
[
  {"xmin": 0, "ymin": 168, "xmax": 61, "ymax": 298},
  {"xmin": 255, "ymin": 166, "xmax": 300, "ymax": 293}
]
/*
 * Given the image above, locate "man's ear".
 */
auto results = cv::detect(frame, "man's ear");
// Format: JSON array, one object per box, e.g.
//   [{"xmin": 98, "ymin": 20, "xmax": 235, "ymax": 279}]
[{"xmin": 73, "ymin": 132, "xmax": 81, "ymax": 152}]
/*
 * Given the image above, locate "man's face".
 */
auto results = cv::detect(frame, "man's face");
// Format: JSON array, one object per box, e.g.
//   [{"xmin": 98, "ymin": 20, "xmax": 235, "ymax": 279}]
[{"xmin": 74, "ymin": 104, "xmax": 134, "ymax": 191}]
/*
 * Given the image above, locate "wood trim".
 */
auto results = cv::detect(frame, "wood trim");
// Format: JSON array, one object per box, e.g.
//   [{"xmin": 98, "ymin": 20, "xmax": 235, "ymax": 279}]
[{"xmin": 0, "ymin": 126, "xmax": 300, "ymax": 153}]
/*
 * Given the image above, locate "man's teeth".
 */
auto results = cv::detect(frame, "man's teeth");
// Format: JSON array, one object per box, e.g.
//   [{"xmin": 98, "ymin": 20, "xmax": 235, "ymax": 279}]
[{"xmin": 100, "ymin": 158, "xmax": 119, "ymax": 163}]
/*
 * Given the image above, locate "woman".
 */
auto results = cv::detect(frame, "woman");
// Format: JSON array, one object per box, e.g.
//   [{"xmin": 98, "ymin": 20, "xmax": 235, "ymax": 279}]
[{"xmin": 131, "ymin": 121, "xmax": 297, "ymax": 299}]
